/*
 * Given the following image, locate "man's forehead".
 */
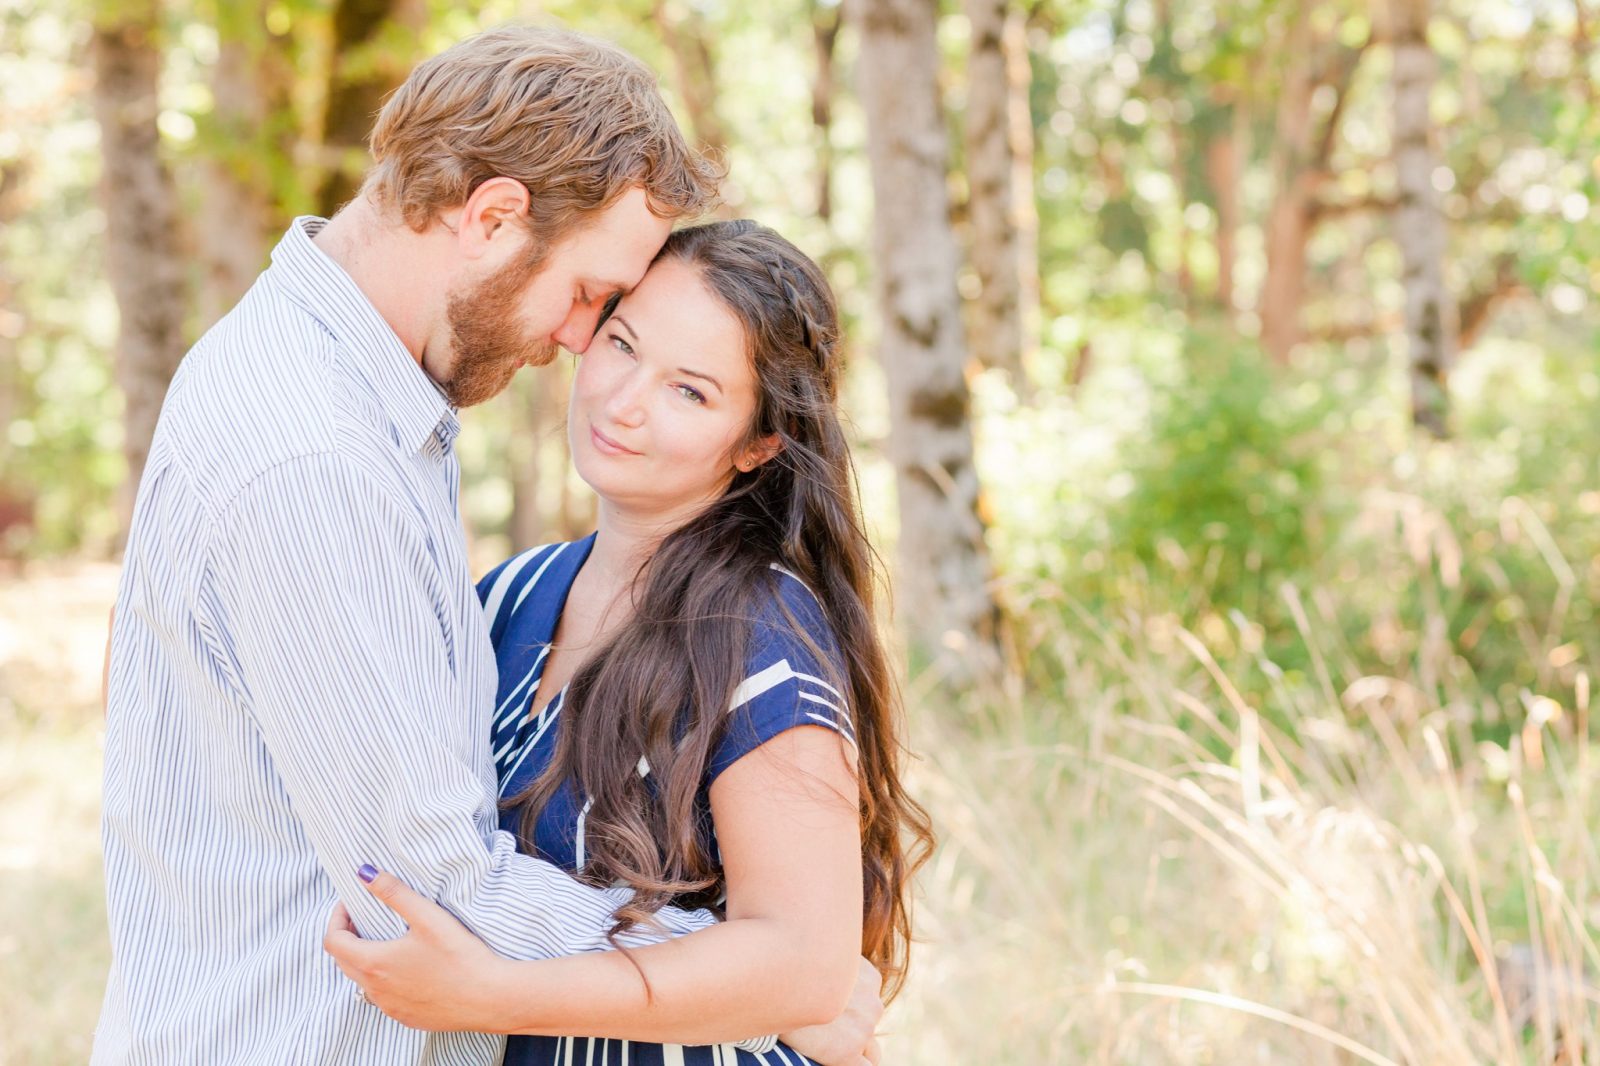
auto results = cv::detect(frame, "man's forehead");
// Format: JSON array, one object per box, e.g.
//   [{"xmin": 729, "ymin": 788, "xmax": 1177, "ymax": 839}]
[
  {"xmin": 565, "ymin": 197, "xmax": 668, "ymax": 293},
  {"xmin": 570, "ymin": 241, "xmax": 652, "ymax": 291}
]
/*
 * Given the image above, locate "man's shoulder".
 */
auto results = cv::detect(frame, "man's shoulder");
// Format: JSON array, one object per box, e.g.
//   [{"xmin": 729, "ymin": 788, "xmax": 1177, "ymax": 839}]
[{"xmin": 162, "ymin": 283, "xmax": 380, "ymax": 511}]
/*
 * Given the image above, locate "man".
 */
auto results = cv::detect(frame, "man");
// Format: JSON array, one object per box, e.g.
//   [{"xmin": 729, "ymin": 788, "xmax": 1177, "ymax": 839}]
[{"xmin": 95, "ymin": 26, "xmax": 877, "ymax": 1065}]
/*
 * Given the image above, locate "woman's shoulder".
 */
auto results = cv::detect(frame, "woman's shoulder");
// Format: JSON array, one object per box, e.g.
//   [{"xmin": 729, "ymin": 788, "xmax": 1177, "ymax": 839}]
[
  {"xmin": 743, "ymin": 563, "xmax": 844, "ymax": 681},
  {"xmin": 754, "ymin": 561, "xmax": 829, "ymax": 631},
  {"xmin": 712, "ymin": 564, "xmax": 856, "ymax": 778}
]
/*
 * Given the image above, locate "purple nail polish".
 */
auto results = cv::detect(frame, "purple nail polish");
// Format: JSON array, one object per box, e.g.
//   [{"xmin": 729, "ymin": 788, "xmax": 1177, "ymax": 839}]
[{"xmin": 357, "ymin": 864, "xmax": 378, "ymax": 883}]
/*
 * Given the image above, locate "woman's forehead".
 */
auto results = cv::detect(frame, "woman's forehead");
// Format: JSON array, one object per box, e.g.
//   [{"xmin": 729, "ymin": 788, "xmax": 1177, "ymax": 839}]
[{"xmin": 619, "ymin": 259, "xmax": 749, "ymax": 369}]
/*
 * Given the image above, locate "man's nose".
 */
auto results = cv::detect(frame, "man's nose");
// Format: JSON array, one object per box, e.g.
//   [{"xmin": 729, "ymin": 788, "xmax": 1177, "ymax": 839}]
[{"xmin": 552, "ymin": 299, "xmax": 605, "ymax": 355}]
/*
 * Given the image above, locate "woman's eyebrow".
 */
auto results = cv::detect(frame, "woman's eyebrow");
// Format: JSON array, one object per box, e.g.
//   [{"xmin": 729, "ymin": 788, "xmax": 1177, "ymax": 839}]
[
  {"xmin": 611, "ymin": 314, "xmax": 723, "ymax": 393},
  {"xmin": 677, "ymin": 367, "xmax": 724, "ymax": 394}
]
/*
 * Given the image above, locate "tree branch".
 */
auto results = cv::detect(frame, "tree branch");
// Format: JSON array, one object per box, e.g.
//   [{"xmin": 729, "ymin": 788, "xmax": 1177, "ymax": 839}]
[
  {"xmin": 1308, "ymin": 193, "xmax": 1399, "ymax": 221},
  {"xmin": 1458, "ymin": 256, "xmax": 1526, "ymax": 350},
  {"xmin": 1312, "ymin": 35, "xmax": 1372, "ymax": 171}
]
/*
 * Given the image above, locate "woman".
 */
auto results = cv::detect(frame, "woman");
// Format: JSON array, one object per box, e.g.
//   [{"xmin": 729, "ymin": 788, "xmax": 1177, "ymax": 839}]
[{"xmin": 324, "ymin": 220, "xmax": 932, "ymax": 1065}]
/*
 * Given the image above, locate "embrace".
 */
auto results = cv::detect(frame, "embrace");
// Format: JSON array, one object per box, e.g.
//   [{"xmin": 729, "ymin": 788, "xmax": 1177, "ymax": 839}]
[{"xmin": 95, "ymin": 25, "xmax": 930, "ymax": 1066}]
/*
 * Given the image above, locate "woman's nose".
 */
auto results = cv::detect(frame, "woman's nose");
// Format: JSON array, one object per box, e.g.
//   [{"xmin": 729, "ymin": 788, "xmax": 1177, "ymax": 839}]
[{"xmin": 601, "ymin": 370, "xmax": 647, "ymax": 427}]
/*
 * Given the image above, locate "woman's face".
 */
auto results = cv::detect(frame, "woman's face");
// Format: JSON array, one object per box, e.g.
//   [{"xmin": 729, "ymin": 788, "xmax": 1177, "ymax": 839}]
[{"xmin": 568, "ymin": 256, "xmax": 770, "ymax": 522}]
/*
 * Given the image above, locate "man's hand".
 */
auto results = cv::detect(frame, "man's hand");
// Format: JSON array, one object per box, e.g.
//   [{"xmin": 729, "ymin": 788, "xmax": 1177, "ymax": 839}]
[{"xmin": 779, "ymin": 956, "xmax": 884, "ymax": 1066}]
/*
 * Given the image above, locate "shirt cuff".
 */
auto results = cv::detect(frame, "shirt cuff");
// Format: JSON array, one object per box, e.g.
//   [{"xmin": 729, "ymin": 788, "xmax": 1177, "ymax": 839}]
[{"xmin": 734, "ymin": 1035, "xmax": 779, "ymax": 1054}]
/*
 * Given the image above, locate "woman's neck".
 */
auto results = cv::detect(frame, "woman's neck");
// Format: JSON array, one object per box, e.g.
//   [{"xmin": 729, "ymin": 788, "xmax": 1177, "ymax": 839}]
[{"xmin": 586, "ymin": 494, "xmax": 717, "ymax": 602}]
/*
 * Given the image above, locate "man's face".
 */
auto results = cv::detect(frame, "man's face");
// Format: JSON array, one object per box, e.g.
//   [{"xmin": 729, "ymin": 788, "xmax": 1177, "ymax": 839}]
[{"xmin": 435, "ymin": 186, "xmax": 672, "ymax": 408}]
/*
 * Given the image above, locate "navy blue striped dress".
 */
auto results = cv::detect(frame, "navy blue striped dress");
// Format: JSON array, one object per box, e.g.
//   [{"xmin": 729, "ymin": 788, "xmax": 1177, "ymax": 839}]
[{"xmin": 476, "ymin": 535, "xmax": 855, "ymax": 1066}]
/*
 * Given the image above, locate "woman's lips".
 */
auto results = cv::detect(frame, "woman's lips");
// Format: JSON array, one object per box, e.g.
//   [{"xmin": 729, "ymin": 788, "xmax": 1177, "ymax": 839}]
[{"xmin": 590, "ymin": 424, "xmax": 640, "ymax": 456}]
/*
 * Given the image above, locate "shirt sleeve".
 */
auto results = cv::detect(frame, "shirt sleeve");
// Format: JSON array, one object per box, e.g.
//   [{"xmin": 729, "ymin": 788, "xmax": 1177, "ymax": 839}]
[
  {"xmin": 197, "ymin": 452, "xmax": 718, "ymax": 959},
  {"xmin": 708, "ymin": 575, "xmax": 856, "ymax": 785}
]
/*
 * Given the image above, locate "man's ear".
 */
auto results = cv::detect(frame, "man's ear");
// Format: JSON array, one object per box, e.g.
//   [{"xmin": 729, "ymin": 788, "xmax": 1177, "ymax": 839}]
[
  {"xmin": 454, "ymin": 177, "xmax": 530, "ymax": 261},
  {"xmin": 737, "ymin": 433, "xmax": 784, "ymax": 472}
]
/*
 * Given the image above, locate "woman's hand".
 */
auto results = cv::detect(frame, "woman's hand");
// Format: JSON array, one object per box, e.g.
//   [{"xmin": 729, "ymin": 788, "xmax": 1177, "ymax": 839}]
[
  {"xmin": 779, "ymin": 956, "xmax": 884, "ymax": 1066},
  {"xmin": 323, "ymin": 865, "xmax": 513, "ymax": 1032}
]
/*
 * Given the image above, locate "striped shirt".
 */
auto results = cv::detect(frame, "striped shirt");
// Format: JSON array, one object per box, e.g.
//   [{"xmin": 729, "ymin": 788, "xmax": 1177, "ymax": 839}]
[
  {"xmin": 94, "ymin": 218, "xmax": 719, "ymax": 1066},
  {"xmin": 478, "ymin": 536, "xmax": 856, "ymax": 1066}
]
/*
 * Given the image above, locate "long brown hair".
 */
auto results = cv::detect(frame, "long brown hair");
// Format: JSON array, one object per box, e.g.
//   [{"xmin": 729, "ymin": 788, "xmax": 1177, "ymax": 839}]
[{"xmin": 506, "ymin": 220, "xmax": 932, "ymax": 998}]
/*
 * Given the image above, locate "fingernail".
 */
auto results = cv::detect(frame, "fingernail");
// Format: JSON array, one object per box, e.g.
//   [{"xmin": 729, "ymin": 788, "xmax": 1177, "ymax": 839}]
[{"xmin": 357, "ymin": 864, "xmax": 378, "ymax": 883}]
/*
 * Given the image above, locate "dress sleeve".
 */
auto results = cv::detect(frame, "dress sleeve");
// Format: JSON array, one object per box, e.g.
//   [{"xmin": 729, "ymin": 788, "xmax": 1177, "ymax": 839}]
[
  {"xmin": 708, "ymin": 574, "xmax": 856, "ymax": 784},
  {"xmin": 475, "ymin": 542, "xmax": 563, "ymax": 646}
]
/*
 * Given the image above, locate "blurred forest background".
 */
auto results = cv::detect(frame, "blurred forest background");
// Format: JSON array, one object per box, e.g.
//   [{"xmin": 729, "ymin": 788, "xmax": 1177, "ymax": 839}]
[{"xmin": 2, "ymin": 0, "xmax": 1599, "ymax": 1062}]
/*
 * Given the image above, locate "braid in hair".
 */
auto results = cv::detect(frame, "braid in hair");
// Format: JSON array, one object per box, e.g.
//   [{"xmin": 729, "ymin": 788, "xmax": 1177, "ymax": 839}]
[{"xmin": 762, "ymin": 259, "xmax": 836, "ymax": 387}]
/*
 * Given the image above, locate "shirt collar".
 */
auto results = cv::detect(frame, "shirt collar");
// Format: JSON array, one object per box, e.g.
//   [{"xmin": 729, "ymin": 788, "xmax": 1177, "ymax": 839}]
[{"xmin": 265, "ymin": 216, "xmax": 457, "ymax": 454}]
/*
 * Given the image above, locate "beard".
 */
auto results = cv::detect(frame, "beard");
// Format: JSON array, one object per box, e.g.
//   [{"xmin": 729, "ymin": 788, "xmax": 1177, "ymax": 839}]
[{"xmin": 439, "ymin": 257, "xmax": 559, "ymax": 408}]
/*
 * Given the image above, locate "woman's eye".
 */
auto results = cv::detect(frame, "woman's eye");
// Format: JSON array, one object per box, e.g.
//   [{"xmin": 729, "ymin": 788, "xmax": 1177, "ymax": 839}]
[
  {"xmin": 674, "ymin": 383, "xmax": 706, "ymax": 405},
  {"xmin": 610, "ymin": 334, "xmax": 634, "ymax": 357}
]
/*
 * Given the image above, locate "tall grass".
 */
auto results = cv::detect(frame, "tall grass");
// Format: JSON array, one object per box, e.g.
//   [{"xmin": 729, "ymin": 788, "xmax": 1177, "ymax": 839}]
[
  {"xmin": 889, "ymin": 494, "xmax": 1599, "ymax": 1063},
  {"xmin": 0, "ymin": 563, "xmax": 116, "ymax": 1066},
  {"xmin": 4, "ymin": 493, "xmax": 1598, "ymax": 1063}
]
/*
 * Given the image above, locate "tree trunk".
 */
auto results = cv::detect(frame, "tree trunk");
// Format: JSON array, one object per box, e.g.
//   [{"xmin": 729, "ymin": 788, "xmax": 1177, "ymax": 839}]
[
  {"xmin": 1259, "ymin": 3, "xmax": 1316, "ymax": 363},
  {"xmin": 503, "ymin": 362, "xmax": 591, "ymax": 545},
  {"xmin": 653, "ymin": 0, "xmax": 730, "ymax": 154},
  {"xmin": 91, "ymin": 0, "xmax": 187, "ymax": 534},
  {"xmin": 1259, "ymin": 3, "xmax": 1367, "ymax": 363},
  {"xmin": 506, "ymin": 374, "xmax": 544, "ymax": 552},
  {"xmin": 811, "ymin": 0, "xmax": 841, "ymax": 223},
  {"xmin": 1166, "ymin": 115, "xmax": 1195, "ymax": 312},
  {"xmin": 1151, "ymin": 0, "xmax": 1193, "ymax": 314},
  {"xmin": 652, "ymin": 0, "xmax": 735, "ymax": 219},
  {"xmin": 0, "ymin": 162, "xmax": 30, "ymax": 549},
  {"xmin": 1573, "ymin": 1, "xmax": 1595, "ymax": 107},
  {"xmin": 1203, "ymin": 101, "xmax": 1242, "ymax": 315},
  {"xmin": 1391, "ymin": 0, "xmax": 1454, "ymax": 437},
  {"xmin": 1005, "ymin": 7, "xmax": 1040, "ymax": 376},
  {"xmin": 849, "ymin": 0, "xmax": 1002, "ymax": 675},
  {"xmin": 962, "ymin": 0, "xmax": 1029, "ymax": 382},
  {"xmin": 506, "ymin": 365, "xmax": 575, "ymax": 550},
  {"xmin": 198, "ymin": 2, "xmax": 292, "ymax": 322},
  {"xmin": 317, "ymin": 0, "xmax": 424, "ymax": 218}
]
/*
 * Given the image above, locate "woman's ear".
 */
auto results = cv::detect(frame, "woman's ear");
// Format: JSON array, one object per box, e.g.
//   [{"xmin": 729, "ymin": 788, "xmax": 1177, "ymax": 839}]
[{"xmin": 736, "ymin": 433, "xmax": 783, "ymax": 473}]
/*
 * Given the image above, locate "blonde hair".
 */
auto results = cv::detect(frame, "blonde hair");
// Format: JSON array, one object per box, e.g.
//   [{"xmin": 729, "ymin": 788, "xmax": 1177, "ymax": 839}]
[{"xmin": 364, "ymin": 25, "xmax": 721, "ymax": 252}]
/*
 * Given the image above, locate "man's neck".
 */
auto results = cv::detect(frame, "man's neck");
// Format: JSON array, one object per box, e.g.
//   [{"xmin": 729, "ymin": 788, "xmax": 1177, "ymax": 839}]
[{"xmin": 312, "ymin": 197, "xmax": 443, "ymax": 365}]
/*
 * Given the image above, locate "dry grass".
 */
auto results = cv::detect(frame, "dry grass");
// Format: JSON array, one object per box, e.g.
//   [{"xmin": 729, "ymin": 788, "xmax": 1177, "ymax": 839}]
[
  {"xmin": 0, "ymin": 562, "xmax": 117, "ymax": 1066},
  {"xmin": 4, "ymin": 554, "xmax": 1598, "ymax": 1064},
  {"xmin": 888, "ymin": 571, "xmax": 1600, "ymax": 1064}
]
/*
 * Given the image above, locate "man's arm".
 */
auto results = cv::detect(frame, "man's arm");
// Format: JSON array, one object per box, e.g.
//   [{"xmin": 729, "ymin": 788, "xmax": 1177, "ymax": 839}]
[
  {"xmin": 323, "ymin": 727, "xmax": 882, "ymax": 1062},
  {"xmin": 198, "ymin": 452, "xmax": 715, "ymax": 958},
  {"xmin": 102, "ymin": 606, "xmax": 114, "ymax": 713}
]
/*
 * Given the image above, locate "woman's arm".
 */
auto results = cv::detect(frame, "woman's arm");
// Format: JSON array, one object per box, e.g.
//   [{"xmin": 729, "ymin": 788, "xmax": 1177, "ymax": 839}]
[{"xmin": 325, "ymin": 724, "xmax": 865, "ymax": 1043}]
